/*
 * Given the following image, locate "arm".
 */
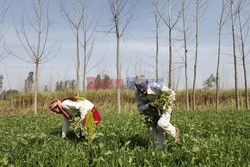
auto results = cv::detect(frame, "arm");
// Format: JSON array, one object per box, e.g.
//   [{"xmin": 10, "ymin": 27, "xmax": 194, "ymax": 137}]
[
  {"xmin": 137, "ymin": 99, "xmax": 149, "ymax": 111},
  {"xmin": 135, "ymin": 90, "xmax": 149, "ymax": 112},
  {"xmin": 79, "ymin": 106, "xmax": 88, "ymax": 121},
  {"xmin": 78, "ymin": 100, "xmax": 94, "ymax": 121},
  {"xmin": 62, "ymin": 100, "xmax": 88, "ymax": 121}
]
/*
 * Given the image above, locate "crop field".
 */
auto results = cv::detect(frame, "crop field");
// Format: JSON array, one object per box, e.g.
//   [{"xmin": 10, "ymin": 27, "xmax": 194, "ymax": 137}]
[{"xmin": 0, "ymin": 110, "xmax": 249, "ymax": 166}]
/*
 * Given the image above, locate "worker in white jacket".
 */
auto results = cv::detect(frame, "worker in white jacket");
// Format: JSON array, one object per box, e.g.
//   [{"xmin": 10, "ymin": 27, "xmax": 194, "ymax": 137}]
[
  {"xmin": 134, "ymin": 75, "xmax": 179, "ymax": 149},
  {"xmin": 49, "ymin": 97, "xmax": 101, "ymax": 139}
]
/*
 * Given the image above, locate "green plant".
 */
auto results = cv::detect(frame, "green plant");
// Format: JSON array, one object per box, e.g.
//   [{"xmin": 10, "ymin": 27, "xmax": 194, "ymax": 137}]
[
  {"xmin": 154, "ymin": 91, "xmax": 175, "ymax": 114},
  {"xmin": 1, "ymin": 110, "xmax": 249, "ymax": 166}
]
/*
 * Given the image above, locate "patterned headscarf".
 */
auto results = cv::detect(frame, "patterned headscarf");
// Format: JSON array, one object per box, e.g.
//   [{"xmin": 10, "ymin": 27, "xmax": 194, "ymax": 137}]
[
  {"xmin": 49, "ymin": 101, "xmax": 58, "ymax": 111},
  {"xmin": 49, "ymin": 100, "xmax": 72, "ymax": 121}
]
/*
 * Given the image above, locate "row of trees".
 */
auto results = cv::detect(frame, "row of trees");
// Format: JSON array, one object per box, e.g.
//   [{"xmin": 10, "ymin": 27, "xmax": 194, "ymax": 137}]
[
  {"xmin": 1, "ymin": 0, "xmax": 97, "ymax": 114},
  {"xmin": 0, "ymin": 0, "xmax": 249, "ymax": 114},
  {"xmin": 152, "ymin": 0, "xmax": 249, "ymax": 111},
  {"xmin": 215, "ymin": 0, "xmax": 249, "ymax": 110}
]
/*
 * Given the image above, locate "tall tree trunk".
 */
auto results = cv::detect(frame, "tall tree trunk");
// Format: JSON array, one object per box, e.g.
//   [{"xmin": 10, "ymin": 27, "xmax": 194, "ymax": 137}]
[
  {"xmin": 76, "ymin": 0, "xmax": 80, "ymax": 96},
  {"xmin": 154, "ymin": 0, "xmax": 159, "ymax": 82},
  {"xmin": 193, "ymin": 0, "xmax": 199, "ymax": 111},
  {"xmin": 168, "ymin": 0, "xmax": 172, "ymax": 89},
  {"xmin": 83, "ymin": 32, "xmax": 87, "ymax": 92},
  {"xmin": 242, "ymin": 54, "xmax": 249, "ymax": 109},
  {"xmin": 237, "ymin": 3, "xmax": 249, "ymax": 109},
  {"xmin": 156, "ymin": 32, "xmax": 159, "ymax": 82},
  {"xmin": 109, "ymin": 0, "xmax": 136, "ymax": 113},
  {"xmin": 230, "ymin": 0, "xmax": 239, "ymax": 110},
  {"xmin": 216, "ymin": 29, "xmax": 221, "ymax": 111},
  {"xmin": 34, "ymin": 63, "xmax": 39, "ymax": 115},
  {"xmin": 60, "ymin": 0, "xmax": 85, "ymax": 95},
  {"xmin": 116, "ymin": 0, "xmax": 121, "ymax": 114},
  {"xmin": 182, "ymin": 0, "xmax": 189, "ymax": 111},
  {"xmin": 216, "ymin": 0, "xmax": 226, "ymax": 111},
  {"xmin": 241, "ymin": 50, "xmax": 249, "ymax": 110},
  {"xmin": 34, "ymin": 0, "xmax": 42, "ymax": 115},
  {"xmin": 168, "ymin": 28, "xmax": 172, "ymax": 89},
  {"xmin": 76, "ymin": 30, "xmax": 80, "ymax": 95},
  {"xmin": 156, "ymin": 0, "xmax": 180, "ymax": 88},
  {"xmin": 116, "ymin": 36, "xmax": 121, "ymax": 113},
  {"xmin": 241, "ymin": 44, "xmax": 249, "ymax": 110}
]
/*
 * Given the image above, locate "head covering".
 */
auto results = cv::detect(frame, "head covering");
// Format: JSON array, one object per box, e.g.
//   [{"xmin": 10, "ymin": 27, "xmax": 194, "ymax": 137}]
[
  {"xmin": 134, "ymin": 75, "xmax": 148, "ymax": 89},
  {"xmin": 49, "ymin": 101, "xmax": 58, "ymax": 111},
  {"xmin": 48, "ymin": 100, "xmax": 73, "ymax": 121}
]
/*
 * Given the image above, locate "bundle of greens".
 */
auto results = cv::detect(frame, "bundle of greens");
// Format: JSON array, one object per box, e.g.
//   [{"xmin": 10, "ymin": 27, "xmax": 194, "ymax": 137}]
[
  {"xmin": 154, "ymin": 91, "xmax": 175, "ymax": 116},
  {"xmin": 142, "ymin": 91, "xmax": 175, "ymax": 127},
  {"xmin": 71, "ymin": 111, "xmax": 97, "ymax": 142},
  {"xmin": 71, "ymin": 117, "xmax": 87, "ymax": 139}
]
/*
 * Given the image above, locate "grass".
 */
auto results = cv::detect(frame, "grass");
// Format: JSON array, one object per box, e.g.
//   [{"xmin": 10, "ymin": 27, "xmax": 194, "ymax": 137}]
[
  {"xmin": 2, "ymin": 89, "xmax": 249, "ymax": 116},
  {"xmin": 0, "ymin": 110, "xmax": 249, "ymax": 166}
]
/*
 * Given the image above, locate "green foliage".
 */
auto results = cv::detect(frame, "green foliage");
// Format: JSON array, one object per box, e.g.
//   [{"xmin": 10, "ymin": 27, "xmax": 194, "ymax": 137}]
[
  {"xmin": 154, "ymin": 91, "xmax": 174, "ymax": 113},
  {"xmin": 0, "ymin": 110, "xmax": 249, "ymax": 166},
  {"xmin": 92, "ymin": 74, "xmax": 112, "ymax": 89},
  {"xmin": 71, "ymin": 115, "xmax": 97, "ymax": 142},
  {"xmin": 141, "ymin": 91, "xmax": 175, "ymax": 127},
  {"xmin": 55, "ymin": 80, "xmax": 76, "ymax": 91},
  {"xmin": 24, "ymin": 71, "xmax": 34, "ymax": 93},
  {"xmin": 202, "ymin": 74, "xmax": 216, "ymax": 89},
  {"xmin": 71, "ymin": 117, "xmax": 85, "ymax": 139}
]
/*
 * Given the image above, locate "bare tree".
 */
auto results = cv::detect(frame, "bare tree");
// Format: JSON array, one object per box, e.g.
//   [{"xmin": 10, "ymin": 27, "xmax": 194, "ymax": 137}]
[
  {"xmin": 153, "ymin": 0, "xmax": 161, "ymax": 81},
  {"xmin": 60, "ymin": 0, "xmax": 85, "ymax": 96},
  {"xmin": 192, "ymin": 0, "xmax": 207, "ymax": 111},
  {"xmin": 7, "ymin": 0, "xmax": 56, "ymax": 114},
  {"xmin": 181, "ymin": 0, "xmax": 190, "ymax": 111},
  {"xmin": 236, "ymin": 0, "xmax": 249, "ymax": 109},
  {"xmin": 229, "ymin": 0, "xmax": 240, "ymax": 110},
  {"xmin": 216, "ymin": 0, "xmax": 228, "ymax": 111},
  {"xmin": 108, "ymin": 0, "xmax": 137, "ymax": 113},
  {"xmin": 157, "ymin": 0, "xmax": 181, "ymax": 89},
  {"xmin": 81, "ymin": 1, "xmax": 98, "ymax": 92}
]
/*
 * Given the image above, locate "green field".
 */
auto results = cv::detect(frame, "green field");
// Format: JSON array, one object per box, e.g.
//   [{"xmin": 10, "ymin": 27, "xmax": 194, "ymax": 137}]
[{"xmin": 1, "ymin": 110, "xmax": 249, "ymax": 166}]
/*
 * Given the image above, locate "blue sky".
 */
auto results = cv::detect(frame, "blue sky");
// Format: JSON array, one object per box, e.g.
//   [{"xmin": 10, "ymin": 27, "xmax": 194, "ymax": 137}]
[{"xmin": 0, "ymin": 0, "xmax": 249, "ymax": 91}]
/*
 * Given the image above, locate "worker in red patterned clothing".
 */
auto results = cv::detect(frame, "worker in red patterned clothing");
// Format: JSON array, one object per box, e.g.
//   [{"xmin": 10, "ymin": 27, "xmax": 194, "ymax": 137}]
[{"xmin": 49, "ymin": 96, "xmax": 101, "ymax": 139}]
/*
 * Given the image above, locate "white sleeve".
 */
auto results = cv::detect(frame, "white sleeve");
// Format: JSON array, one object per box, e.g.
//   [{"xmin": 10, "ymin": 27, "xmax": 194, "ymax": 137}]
[
  {"xmin": 62, "ymin": 117, "xmax": 70, "ymax": 138},
  {"xmin": 61, "ymin": 99, "xmax": 94, "ymax": 121},
  {"xmin": 79, "ymin": 100, "xmax": 94, "ymax": 120},
  {"xmin": 79, "ymin": 106, "xmax": 88, "ymax": 120}
]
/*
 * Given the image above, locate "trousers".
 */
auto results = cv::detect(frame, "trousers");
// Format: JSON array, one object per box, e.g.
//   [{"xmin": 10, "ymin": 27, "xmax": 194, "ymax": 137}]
[{"xmin": 152, "ymin": 111, "xmax": 176, "ymax": 149}]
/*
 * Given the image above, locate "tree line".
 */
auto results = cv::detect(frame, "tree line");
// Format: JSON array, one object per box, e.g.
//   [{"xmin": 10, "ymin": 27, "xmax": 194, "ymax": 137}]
[{"xmin": 0, "ymin": 0, "xmax": 249, "ymax": 113}]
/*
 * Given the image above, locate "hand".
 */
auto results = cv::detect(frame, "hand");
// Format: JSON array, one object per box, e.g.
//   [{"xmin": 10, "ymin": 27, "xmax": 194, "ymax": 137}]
[{"xmin": 148, "ymin": 102, "xmax": 156, "ymax": 109}]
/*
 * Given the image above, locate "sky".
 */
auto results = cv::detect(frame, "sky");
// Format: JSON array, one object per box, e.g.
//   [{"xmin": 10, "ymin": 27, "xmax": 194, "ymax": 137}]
[{"xmin": 0, "ymin": 0, "xmax": 250, "ymax": 91}]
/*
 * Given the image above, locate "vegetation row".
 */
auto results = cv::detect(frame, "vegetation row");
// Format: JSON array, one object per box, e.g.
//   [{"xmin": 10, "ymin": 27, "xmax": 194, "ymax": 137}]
[{"xmin": 0, "ymin": 89, "xmax": 249, "ymax": 116}]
